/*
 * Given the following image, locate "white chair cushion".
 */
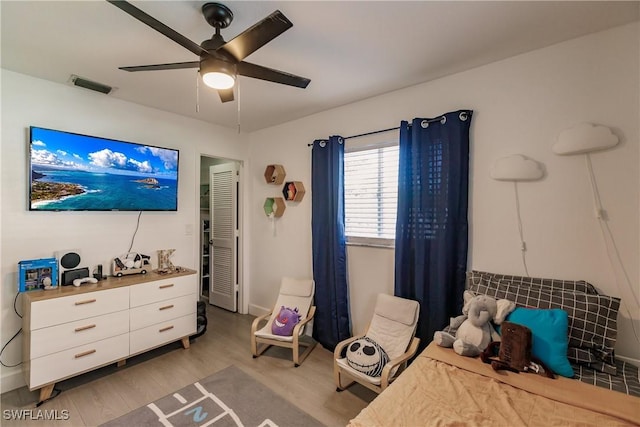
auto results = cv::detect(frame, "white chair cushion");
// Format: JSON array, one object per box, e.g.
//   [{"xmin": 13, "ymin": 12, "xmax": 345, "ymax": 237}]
[
  {"xmin": 374, "ymin": 293, "xmax": 419, "ymax": 326},
  {"xmin": 280, "ymin": 277, "xmax": 314, "ymax": 297},
  {"xmin": 255, "ymin": 325, "xmax": 296, "ymax": 342},
  {"xmin": 336, "ymin": 357, "xmax": 382, "ymax": 386},
  {"xmin": 366, "ymin": 294, "xmax": 419, "ymax": 360}
]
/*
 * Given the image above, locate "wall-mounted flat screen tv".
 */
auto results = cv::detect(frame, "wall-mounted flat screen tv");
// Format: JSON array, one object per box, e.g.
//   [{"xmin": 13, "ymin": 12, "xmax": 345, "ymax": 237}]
[{"xmin": 29, "ymin": 126, "xmax": 179, "ymax": 211}]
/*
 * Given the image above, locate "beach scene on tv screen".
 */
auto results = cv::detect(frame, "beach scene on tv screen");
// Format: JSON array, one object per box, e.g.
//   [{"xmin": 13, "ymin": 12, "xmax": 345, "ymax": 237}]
[{"xmin": 30, "ymin": 127, "xmax": 179, "ymax": 211}]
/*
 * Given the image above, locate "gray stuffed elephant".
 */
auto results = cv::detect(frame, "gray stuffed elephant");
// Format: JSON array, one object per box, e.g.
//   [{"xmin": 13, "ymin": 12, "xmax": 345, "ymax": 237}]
[{"xmin": 433, "ymin": 290, "xmax": 515, "ymax": 357}]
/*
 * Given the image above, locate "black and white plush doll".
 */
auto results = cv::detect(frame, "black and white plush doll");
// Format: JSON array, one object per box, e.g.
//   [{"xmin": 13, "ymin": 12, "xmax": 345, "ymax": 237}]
[{"xmin": 346, "ymin": 336, "xmax": 390, "ymax": 377}]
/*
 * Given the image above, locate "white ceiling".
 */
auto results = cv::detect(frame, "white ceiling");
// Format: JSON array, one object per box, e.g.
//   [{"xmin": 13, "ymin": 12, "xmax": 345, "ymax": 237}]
[{"xmin": 2, "ymin": 1, "xmax": 638, "ymax": 132}]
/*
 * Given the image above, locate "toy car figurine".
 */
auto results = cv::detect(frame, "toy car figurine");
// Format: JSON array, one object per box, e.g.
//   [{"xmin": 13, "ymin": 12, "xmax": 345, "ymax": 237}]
[{"xmin": 112, "ymin": 252, "xmax": 151, "ymax": 277}]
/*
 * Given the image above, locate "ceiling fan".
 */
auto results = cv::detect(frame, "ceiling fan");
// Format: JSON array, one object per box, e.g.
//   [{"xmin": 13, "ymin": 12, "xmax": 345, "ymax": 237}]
[{"xmin": 107, "ymin": 0, "xmax": 310, "ymax": 103}]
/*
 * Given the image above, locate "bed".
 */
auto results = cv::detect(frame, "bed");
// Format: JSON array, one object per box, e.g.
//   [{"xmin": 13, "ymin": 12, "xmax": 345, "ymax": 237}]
[
  {"xmin": 349, "ymin": 343, "xmax": 639, "ymax": 426},
  {"xmin": 348, "ymin": 271, "xmax": 640, "ymax": 427}
]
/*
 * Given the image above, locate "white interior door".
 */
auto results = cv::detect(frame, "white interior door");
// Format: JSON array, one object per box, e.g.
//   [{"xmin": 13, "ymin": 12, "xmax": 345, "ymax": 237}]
[{"xmin": 209, "ymin": 163, "xmax": 238, "ymax": 311}]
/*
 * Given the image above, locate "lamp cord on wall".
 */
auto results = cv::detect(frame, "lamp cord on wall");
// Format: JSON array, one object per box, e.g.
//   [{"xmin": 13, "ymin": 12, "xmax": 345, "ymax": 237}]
[
  {"xmin": 513, "ymin": 182, "xmax": 530, "ymax": 277},
  {"xmin": 584, "ymin": 153, "xmax": 640, "ymax": 344},
  {"xmin": 0, "ymin": 292, "xmax": 23, "ymax": 368},
  {"xmin": 127, "ymin": 211, "xmax": 143, "ymax": 253}
]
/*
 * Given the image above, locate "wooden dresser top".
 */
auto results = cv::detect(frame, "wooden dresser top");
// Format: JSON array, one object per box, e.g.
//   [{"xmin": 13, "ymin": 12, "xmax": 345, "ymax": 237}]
[{"xmin": 23, "ymin": 268, "xmax": 197, "ymax": 303}]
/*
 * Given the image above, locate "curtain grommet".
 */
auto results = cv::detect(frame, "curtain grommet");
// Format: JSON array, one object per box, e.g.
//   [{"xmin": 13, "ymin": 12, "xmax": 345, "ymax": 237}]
[
  {"xmin": 459, "ymin": 112, "xmax": 468, "ymax": 121},
  {"xmin": 440, "ymin": 116, "xmax": 447, "ymax": 125},
  {"xmin": 338, "ymin": 137, "xmax": 344, "ymax": 144},
  {"xmin": 319, "ymin": 140, "xmax": 327, "ymax": 148},
  {"xmin": 421, "ymin": 120, "xmax": 429, "ymax": 128}
]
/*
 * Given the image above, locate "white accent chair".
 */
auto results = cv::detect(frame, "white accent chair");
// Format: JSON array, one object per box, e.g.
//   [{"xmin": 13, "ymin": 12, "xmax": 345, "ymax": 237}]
[
  {"xmin": 251, "ymin": 277, "xmax": 317, "ymax": 367},
  {"xmin": 334, "ymin": 293, "xmax": 420, "ymax": 393}
]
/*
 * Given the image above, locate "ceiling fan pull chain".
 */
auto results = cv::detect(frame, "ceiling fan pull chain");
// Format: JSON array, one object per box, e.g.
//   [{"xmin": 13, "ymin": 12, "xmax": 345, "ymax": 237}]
[
  {"xmin": 237, "ymin": 80, "xmax": 241, "ymax": 134},
  {"xmin": 196, "ymin": 71, "xmax": 200, "ymax": 113}
]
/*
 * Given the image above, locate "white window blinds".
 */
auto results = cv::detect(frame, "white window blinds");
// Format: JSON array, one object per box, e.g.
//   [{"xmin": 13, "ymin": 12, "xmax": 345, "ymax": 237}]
[{"xmin": 344, "ymin": 143, "xmax": 399, "ymax": 243}]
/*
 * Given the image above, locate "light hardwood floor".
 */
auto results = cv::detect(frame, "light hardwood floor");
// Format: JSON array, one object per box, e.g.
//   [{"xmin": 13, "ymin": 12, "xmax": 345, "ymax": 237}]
[{"xmin": 1, "ymin": 305, "xmax": 376, "ymax": 426}]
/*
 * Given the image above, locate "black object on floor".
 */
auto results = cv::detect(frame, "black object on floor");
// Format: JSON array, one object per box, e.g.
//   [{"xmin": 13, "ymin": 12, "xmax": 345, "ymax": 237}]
[{"xmin": 192, "ymin": 301, "xmax": 208, "ymax": 339}]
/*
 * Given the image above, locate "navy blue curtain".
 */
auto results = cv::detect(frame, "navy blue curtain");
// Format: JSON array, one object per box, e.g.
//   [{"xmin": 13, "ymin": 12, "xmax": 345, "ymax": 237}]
[
  {"xmin": 311, "ymin": 136, "xmax": 352, "ymax": 350},
  {"xmin": 394, "ymin": 110, "xmax": 473, "ymax": 353}
]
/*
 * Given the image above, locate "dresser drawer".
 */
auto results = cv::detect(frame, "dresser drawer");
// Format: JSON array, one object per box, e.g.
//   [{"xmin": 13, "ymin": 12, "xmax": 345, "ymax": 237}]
[
  {"xmin": 30, "ymin": 310, "xmax": 129, "ymax": 359},
  {"xmin": 30, "ymin": 287, "xmax": 129, "ymax": 330},
  {"xmin": 130, "ymin": 275, "xmax": 195, "ymax": 307},
  {"xmin": 130, "ymin": 294, "xmax": 196, "ymax": 331},
  {"xmin": 29, "ymin": 333, "xmax": 129, "ymax": 389},
  {"xmin": 129, "ymin": 313, "xmax": 195, "ymax": 355}
]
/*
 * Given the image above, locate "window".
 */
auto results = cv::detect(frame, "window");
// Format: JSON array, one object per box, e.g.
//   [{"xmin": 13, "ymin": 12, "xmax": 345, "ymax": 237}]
[{"xmin": 344, "ymin": 141, "xmax": 399, "ymax": 247}]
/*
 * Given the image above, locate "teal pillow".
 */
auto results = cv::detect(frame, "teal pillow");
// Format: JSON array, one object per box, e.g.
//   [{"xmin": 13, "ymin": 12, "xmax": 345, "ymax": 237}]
[{"xmin": 506, "ymin": 307, "xmax": 574, "ymax": 378}]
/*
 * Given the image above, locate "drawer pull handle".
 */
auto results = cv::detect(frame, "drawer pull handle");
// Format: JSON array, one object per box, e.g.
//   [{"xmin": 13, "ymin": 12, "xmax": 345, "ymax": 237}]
[
  {"xmin": 159, "ymin": 325, "xmax": 174, "ymax": 333},
  {"xmin": 159, "ymin": 284, "xmax": 174, "ymax": 289},
  {"xmin": 159, "ymin": 304, "xmax": 174, "ymax": 311},
  {"xmin": 75, "ymin": 299, "xmax": 97, "ymax": 306},
  {"xmin": 75, "ymin": 324, "xmax": 96, "ymax": 332},
  {"xmin": 75, "ymin": 349, "xmax": 96, "ymax": 359}
]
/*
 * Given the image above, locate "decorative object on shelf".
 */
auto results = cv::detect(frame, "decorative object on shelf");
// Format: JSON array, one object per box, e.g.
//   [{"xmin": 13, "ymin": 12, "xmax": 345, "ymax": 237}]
[
  {"xmin": 264, "ymin": 164, "xmax": 286, "ymax": 185},
  {"xmin": 263, "ymin": 197, "xmax": 286, "ymax": 218},
  {"xmin": 157, "ymin": 249, "xmax": 176, "ymax": 273},
  {"xmin": 264, "ymin": 197, "xmax": 285, "ymax": 236},
  {"xmin": 282, "ymin": 181, "xmax": 306, "ymax": 202},
  {"xmin": 112, "ymin": 252, "xmax": 151, "ymax": 277}
]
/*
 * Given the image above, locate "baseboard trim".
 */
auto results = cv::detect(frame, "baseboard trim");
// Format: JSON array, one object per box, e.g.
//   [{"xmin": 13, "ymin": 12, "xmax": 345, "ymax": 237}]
[
  {"xmin": 248, "ymin": 303, "xmax": 271, "ymax": 318},
  {"xmin": 1, "ymin": 369, "xmax": 26, "ymax": 394}
]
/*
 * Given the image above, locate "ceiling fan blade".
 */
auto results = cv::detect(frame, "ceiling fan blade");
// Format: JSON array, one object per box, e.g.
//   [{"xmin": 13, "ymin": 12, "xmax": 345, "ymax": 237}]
[
  {"xmin": 119, "ymin": 61, "xmax": 200, "ymax": 72},
  {"xmin": 220, "ymin": 10, "xmax": 292, "ymax": 62},
  {"xmin": 107, "ymin": 0, "xmax": 208, "ymax": 57},
  {"xmin": 238, "ymin": 62, "xmax": 310, "ymax": 88},
  {"xmin": 218, "ymin": 88, "xmax": 235, "ymax": 103}
]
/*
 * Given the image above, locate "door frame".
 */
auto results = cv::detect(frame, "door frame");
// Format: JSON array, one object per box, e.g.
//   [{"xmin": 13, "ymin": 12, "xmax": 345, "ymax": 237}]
[{"xmin": 197, "ymin": 153, "xmax": 246, "ymax": 314}]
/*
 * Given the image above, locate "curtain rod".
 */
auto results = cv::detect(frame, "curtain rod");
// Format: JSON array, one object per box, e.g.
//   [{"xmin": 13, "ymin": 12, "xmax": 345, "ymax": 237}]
[
  {"xmin": 309, "ymin": 115, "xmax": 449, "ymax": 146},
  {"xmin": 344, "ymin": 125, "xmax": 399, "ymax": 140}
]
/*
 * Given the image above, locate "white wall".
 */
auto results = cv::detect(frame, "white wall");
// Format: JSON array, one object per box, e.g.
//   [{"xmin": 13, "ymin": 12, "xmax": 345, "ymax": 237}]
[
  {"xmin": 0, "ymin": 70, "xmax": 248, "ymax": 391},
  {"xmin": 248, "ymin": 23, "xmax": 640, "ymax": 360}
]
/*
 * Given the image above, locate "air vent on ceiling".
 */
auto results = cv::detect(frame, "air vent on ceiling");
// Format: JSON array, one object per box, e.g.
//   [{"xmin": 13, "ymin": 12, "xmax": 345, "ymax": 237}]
[{"xmin": 69, "ymin": 75, "xmax": 112, "ymax": 94}]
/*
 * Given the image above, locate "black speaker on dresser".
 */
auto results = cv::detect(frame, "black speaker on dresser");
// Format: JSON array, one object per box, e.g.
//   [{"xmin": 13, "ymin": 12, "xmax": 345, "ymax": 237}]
[
  {"xmin": 54, "ymin": 249, "xmax": 88, "ymax": 285},
  {"xmin": 191, "ymin": 301, "xmax": 208, "ymax": 339}
]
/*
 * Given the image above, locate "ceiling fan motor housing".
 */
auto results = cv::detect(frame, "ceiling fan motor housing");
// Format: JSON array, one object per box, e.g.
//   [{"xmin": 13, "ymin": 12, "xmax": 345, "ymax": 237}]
[{"xmin": 200, "ymin": 56, "xmax": 237, "ymax": 77}]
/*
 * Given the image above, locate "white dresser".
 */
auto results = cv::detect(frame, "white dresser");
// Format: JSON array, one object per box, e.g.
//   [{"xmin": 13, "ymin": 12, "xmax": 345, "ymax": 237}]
[{"xmin": 22, "ymin": 269, "xmax": 197, "ymax": 402}]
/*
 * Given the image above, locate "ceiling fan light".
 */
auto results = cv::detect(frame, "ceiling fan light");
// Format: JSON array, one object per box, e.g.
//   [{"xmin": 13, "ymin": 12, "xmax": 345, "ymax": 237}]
[{"xmin": 202, "ymin": 71, "xmax": 235, "ymax": 89}]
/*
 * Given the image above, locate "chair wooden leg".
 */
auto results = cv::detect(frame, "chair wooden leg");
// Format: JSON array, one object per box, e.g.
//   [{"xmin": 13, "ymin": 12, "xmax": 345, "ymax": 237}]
[
  {"xmin": 334, "ymin": 369, "xmax": 354, "ymax": 391},
  {"xmin": 295, "ymin": 341, "xmax": 316, "ymax": 366},
  {"xmin": 251, "ymin": 334, "xmax": 258, "ymax": 357},
  {"xmin": 334, "ymin": 363, "xmax": 353, "ymax": 391},
  {"xmin": 252, "ymin": 340, "xmax": 271, "ymax": 359}
]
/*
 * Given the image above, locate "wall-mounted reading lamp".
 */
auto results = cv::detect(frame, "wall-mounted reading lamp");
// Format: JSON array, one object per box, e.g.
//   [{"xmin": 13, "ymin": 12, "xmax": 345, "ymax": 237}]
[
  {"xmin": 552, "ymin": 123, "xmax": 639, "ymax": 312},
  {"xmin": 490, "ymin": 154, "xmax": 545, "ymax": 277}
]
